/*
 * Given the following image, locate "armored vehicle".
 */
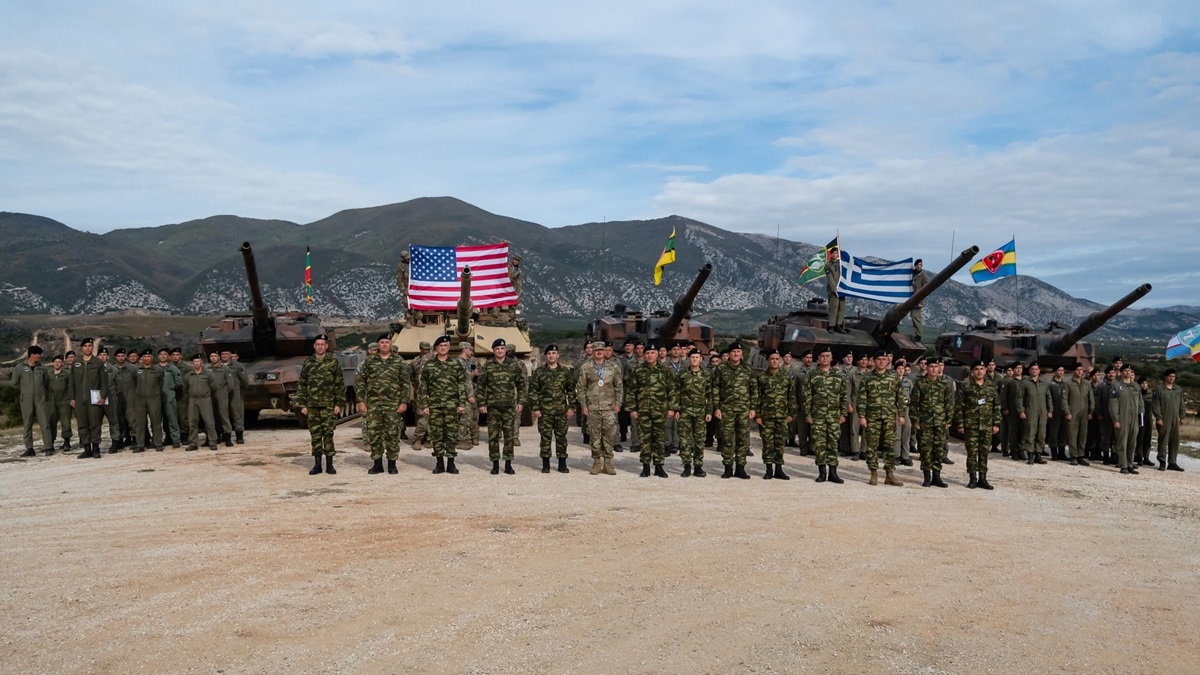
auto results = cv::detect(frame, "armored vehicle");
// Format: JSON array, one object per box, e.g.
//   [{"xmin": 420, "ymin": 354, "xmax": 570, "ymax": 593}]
[
  {"xmin": 199, "ymin": 242, "xmax": 360, "ymax": 426},
  {"xmin": 585, "ymin": 263, "xmax": 715, "ymax": 353},
  {"xmin": 936, "ymin": 283, "xmax": 1152, "ymax": 377},
  {"xmin": 751, "ymin": 247, "xmax": 980, "ymax": 368}
]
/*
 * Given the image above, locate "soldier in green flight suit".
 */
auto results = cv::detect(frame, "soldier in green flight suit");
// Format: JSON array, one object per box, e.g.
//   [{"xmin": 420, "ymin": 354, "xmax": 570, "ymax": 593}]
[
  {"xmin": 528, "ymin": 344, "xmax": 575, "ymax": 474},
  {"xmin": 46, "ymin": 354, "xmax": 73, "ymax": 453},
  {"xmin": 130, "ymin": 350, "xmax": 164, "ymax": 452},
  {"xmin": 1018, "ymin": 362, "xmax": 1053, "ymax": 465},
  {"xmin": 220, "ymin": 349, "xmax": 247, "ymax": 444},
  {"xmin": 1046, "ymin": 365, "xmax": 1070, "ymax": 461},
  {"xmin": 182, "ymin": 354, "xmax": 219, "ymax": 452},
  {"xmin": 357, "ymin": 334, "xmax": 412, "ymax": 475},
  {"xmin": 674, "ymin": 347, "xmax": 712, "ymax": 477},
  {"xmin": 1065, "ymin": 362, "xmax": 1094, "ymax": 467},
  {"xmin": 805, "ymin": 346, "xmax": 848, "ymax": 484},
  {"xmin": 477, "ymin": 338, "xmax": 526, "ymax": 475},
  {"xmin": 207, "ymin": 352, "xmax": 233, "ymax": 447},
  {"xmin": 1002, "ymin": 362, "xmax": 1026, "ymax": 460},
  {"xmin": 295, "ymin": 334, "xmax": 344, "ymax": 475},
  {"xmin": 156, "ymin": 348, "xmax": 182, "ymax": 448},
  {"xmin": 577, "ymin": 340, "xmax": 623, "ymax": 476},
  {"xmin": 72, "ymin": 339, "xmax": 109, "ymax": 459},
  {"xmin": 629, "ymin": 346, "xmax": 675, "ymax": 478},
  {"xmin": 420, "ymin": 335, "xmax": 468, "ymax": 475},
  {"xmin": 713, "ymin": 341, "xmax": 758, "ymax": 479},
  {"xmin": 1109, "ymin": 364, "xmax": 1143, "ymax": 474},
  {"xmin": 856, "ymin": 349, "xmax": 907, "ymax": 487},
  {"xmin": 1153, "ymin": 369, "xmax": 1187, "ymax": 471},
  {"xmin": 109, "ymin": 348, "xmax": 133, "ymax": 451},
  {"xmin": 11, "ymin": 345, "xmax": 51, "ymax": 456},
  {"xmin": 911, "ymin": 357, "xmax": 952, "ymax": 488},
  {"xmin": 954, "ymin": 360, "xmax": 1002, "ymax": 489},
  {"xmin": 756, "ymin": 350, "xmax": 795, "ymax": 480}
]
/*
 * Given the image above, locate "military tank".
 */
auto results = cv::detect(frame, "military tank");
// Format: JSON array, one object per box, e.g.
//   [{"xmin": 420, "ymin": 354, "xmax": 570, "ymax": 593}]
[
  {"xmin": 750, "ymin": 247, "xmax": 980, "ymax": 368},
  {"xmin": 199, "ymin": 242, "xmax": 360, "ymax": 426},
  {"xmin": 936, "ymin": 283, "xmax": 1153, "ymax": 377},
  {"xmin": 585, "ymin": 262, "xmax": 715, "ymax": 353}
]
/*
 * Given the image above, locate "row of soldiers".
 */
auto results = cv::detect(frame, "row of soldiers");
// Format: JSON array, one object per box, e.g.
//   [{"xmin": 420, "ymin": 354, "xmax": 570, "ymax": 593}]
[{"xmin": 9, "ymin": 340, "xmax": 248, "ymax": 458}]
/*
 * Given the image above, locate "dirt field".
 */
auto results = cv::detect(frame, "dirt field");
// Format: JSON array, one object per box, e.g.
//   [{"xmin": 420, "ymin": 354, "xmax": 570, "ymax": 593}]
[{"xmin": 2, "ymin": 421, "xmax": 1199, "ymax": 675}]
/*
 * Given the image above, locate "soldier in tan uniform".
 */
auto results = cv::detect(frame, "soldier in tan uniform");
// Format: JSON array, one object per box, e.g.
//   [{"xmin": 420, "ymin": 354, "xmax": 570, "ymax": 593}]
[{"xmin": 578, "ymin": 340, "xmax": 623, "ymax": 475}]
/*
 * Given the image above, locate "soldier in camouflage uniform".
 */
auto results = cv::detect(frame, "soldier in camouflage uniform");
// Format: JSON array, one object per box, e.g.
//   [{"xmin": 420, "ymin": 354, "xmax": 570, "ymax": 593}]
[
  {"xmin": 528, "ymin": 344, "xmax": 575, "ymax": 473},
  {"xmin": 182, "ymin": 354, "xmax": 219, "ymax": 452},
  {"xmin": 577, "ymin": 340, "xmax": 622, "ymax": 475},
  {"xmin": 954, "ymin": 360, "xmax": 1001, "ymax": 489},
  {"xmin": 630, "ymin": 346, "xmax": 675, "ymax": 477},
  {"xmin": 295, "ymin": 334, "xmax": 344, "ymax": 475},
  {"xmin": 477, "ymin": 338, "xmax": 526, "ymax": 475},
  {"xmin": 713, "ymin": 342, "xmax": 757, "ymax": 479},
  {"xmin": 46, "ymin": 354, "xmax": 73, "ymax": 453},
  {"xmin": 893, "ymin": 360, "xmax": 914, "ymax": 466},
  {"xmin": 1017, "ymin": 362, "xmax": 1052, "ymax": 465},
  {"xmin": 805, "ymin": 347, "xmax": 848, "ymax": 483},
  {"xmin": 674, "ymin": 348, "xmax": 712, "ymax": 477},
  {"xmin": 357, "ymin": 335, "xmax": 412, "ymax": 475},
  {"xmin": 911, "ymin": 357, "xmax": 952, "ymax": 488},
  {"xmin": 456, "ymin": 342, "xmax": 479, "ymax": 450},
  {"xmin": 419, "ymin": 336, "xmax": 468, "ymax": 474},
  {"xmin": 411, "ymin": 341, "xmax": 434, "ymax": 451},
  {"xmin": 856, "ymin": 349, "xmax": 907, "ymax": 486},
  {"xmin": 756, "ymin": 350, "xmax": 795, "ymax": 480}
]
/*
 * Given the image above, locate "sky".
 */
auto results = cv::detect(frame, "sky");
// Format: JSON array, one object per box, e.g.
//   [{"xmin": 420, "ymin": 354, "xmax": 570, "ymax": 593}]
[{"xmin": 2, "ymin": 1, "xmax": 1199, "ymax": 306}]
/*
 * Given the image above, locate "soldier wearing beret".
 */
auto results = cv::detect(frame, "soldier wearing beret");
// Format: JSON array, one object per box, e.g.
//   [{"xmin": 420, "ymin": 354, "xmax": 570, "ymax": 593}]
[
  {"xmin": 477, "ymin": 338, "xmax": 526, "ymax": 474},
  {"xmin": 410, "ymin": 340, "xmax": 434, "ymax": 452},
  {"xmin": 357, "ymin": 334, "xmax": 412, "ymax": 475},
  {"xmin": 11, "ymin": 345, "xmax": 52, "ymax": 456},
  {"xmin": 1153, "ymin": 368, "xmax": 1187, "ymax": 471},
  {"xmin": 528, "ymin": 344, "xmax": 575, "ymax": 473},
  {"xmin": 131, "ymin": 349, "xmax": 164, "ymax": 452},
  {"xmin": 713, "ymin": 341, "xmax": 757, "ymax": 479},
  {"xmin": 456, "ymin": 341, "xmax": 480, "ymax": 450},
  {"xmin": 419, "ymin": 335, "xmax": 467, "ymax": 474},
  {"xmin": 71, "ymin": 338, "xmax": 109, "ymax": 459},
  {"xmin": 806, "ymin": 346, "xmax": 848, "ymax": 483},
  {"xmin": 954, "ymin": 359, "xmax": 1001, "ymax": 489},
  {"xmin": 295, "ymin": 334, "xmax": 343, "ymax": 474},
  {"xmin": 756, "ymin": 349, "xmax": 795, "ymax": 480},
  {"xmin": 856, "ymin": 349, "xmax": 906, "ymax": 486},
  {"xmin": 46, "ymin": 353, "xmax": 73, "ymax": 453}
]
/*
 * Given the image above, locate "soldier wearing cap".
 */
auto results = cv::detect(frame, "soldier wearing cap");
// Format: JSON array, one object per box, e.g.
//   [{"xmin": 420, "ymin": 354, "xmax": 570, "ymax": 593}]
[
  {"xmin": 182, "ymin": 353, "xmax": 220, "ymax": 451},
  {"xmin": 1109, "ymin": 364, "xmax": 1143, "ymax": 474},
  {"xmin": 578, "ymin": 340, "xmax": 622, "ymax": 475},
  {"xmin": 675, "ymin": 347, "xmax": 712, "ymax": 477},
  {"xmin": 295, "ymin": 334, "xmax": 343, "ymax": 474},
  {"xmin": 46, "ymin": 352, "xmax": 73, "ymax": 453},
  {"xmin": 477, "ymin": 338, "xmax": 526, "ymax": 474},
  {"xmin": 508, "ymin": 253, "xmax": 523, "ymax": 299},
  {"xmin": 11, "ymin": 345, "xmax": 52, "ymax": 456},
  {"xmin": 911, "ymin": 357, "xmax": 952, "ymax": 487},
  {"xmin": 357, "ymin": 333, "xmax": 412, "ymax": 475},
  {"xmin": 131, "ymin": 349, "xmax": 164, "ymax": 452},
  {"xmin": 156, "ymin": 348, "xmax": 182, "ymax": 448},
  {"xmin": 756, "ymin": 349, "xmax": 794, "ymax": 480},
  {"xmin": 396, "ymin": 251, "xmax": 411, "ymax": 321},
  {"xmin": 806, "ymin": 346, "xmax": 847, "ymax": 483},
  {"xmin": 456, "ymin": 341, "xmax": 480, "ymax": 450},
  {"xmin": 1017, "ymin": 362, "xmax": 1052, "ymax": 465},
  {"xmin": 419, "ymin": 335, "xmax": 467, "ymax": 474},
  {"xmin": 1064, "ymin": 361, "xmax": 1093, "ymax": 466},
  {"xmin": 856, "ymin": 349, "xmax": 906, "ymax": 486},
  {"xmin": 1153, "ymin": 368, "xmax": 1187, "ymax": 471},
  {"xmin": 713, "ymin": 341, "xmax": 757, "ymax": 479},
  {"xmin": 411, "ymin": 340, "xmax": 434, "ymax": 452},
  {"xmin": 528, "ymin": 343, "xmax": 575, "ymax": 473},
  {"xmin": 954, "ymin": 359, "xmax": 1001, "ymax": 489},
  {"xmin": 825, "ymin": 244, "xmax": 847, "ymax": 333},
  {"xmin": 71, "ymin": 338, "xmax": 108, "ymax": 459}
]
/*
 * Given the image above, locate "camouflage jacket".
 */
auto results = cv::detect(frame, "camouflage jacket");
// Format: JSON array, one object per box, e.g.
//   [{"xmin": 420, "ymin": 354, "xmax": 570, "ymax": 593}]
[
  {"xmin": 910, "ymin": 376, "xmax": 952, "ymax": 428},
  {"xmin": 358, "ymin": 354, "xmax": 413, "ymax": 407},
  {"xmin": 419, "ymin": 356, "xmax": 468, "ymax": 411},
  {"xmin": 855, "ymin": 369, "xmax": 907, "ymax": 421},
  {"xmin": 675, "ymin": 368, "xmax": 713, "ymax": 417},
  {"xmin": 953, "ymin": 378, "xmax": 1001, "ymax": 431},
  {"xmin": 630, "ymin": 361, "xmax": 675, "ymax": 415},
  {"xmin": 756, "ymin": 369, "xmax": 795, "ymax": 419},
  {"xmin": 476, "ymin": 358, "xmax": 526, "ymax": 408},
  {"xmin": 805, "ymin": 368, "xmax": 848, "ymax": 420},
  {"xmin": 295, "ymin": 354, "xmax": 343, "ymax": 409},
  {"xmin": 528, "ymin": 363, "xmax": 575, "ymax": 415},
  {"xmin": 577, "ymin": 359, "xmax": 623, "ymax": 411},
  {"xmin": 713, "ymin": 360, "xmax": 758, "ymax": 413}
]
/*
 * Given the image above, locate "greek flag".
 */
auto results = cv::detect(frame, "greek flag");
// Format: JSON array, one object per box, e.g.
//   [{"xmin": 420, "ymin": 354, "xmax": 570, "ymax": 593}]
[{"xmin": 836, "ymin": 249, "xmax": 914, "ymax": 303}]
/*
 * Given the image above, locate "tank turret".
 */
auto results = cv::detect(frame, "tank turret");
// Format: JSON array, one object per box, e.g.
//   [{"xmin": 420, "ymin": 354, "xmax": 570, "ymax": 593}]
[
  {"xmin": 1044, "ymin": 284, "xmax": 1152, "ymax": 355},
  {"xmin": 239, "ymin": 241, "xmax": 275, "ymax": 355},
  {"xmin": 654, "ymin": 263, "xmax": 713, "ymax": 344},
  {"xmin": 875, "ymin": 246, "xmax": 980, "ymax": 339}
]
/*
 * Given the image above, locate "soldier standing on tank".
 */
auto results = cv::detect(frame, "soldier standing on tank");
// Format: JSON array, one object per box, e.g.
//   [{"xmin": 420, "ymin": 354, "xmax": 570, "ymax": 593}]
[
  {"xmin": 1136, "ymin": 377, "xmax": 1155, "ymax": 466},
  {"xmin": 911, "ymin": 357, "xmax": 952, "ymax": 488},
  {"xmin": 578, "ymin": 340, "xmax": 622, "ymax": 475},
  {"xmin": 629, "ymin": 346, "xmax": 674, "ymax": 478},
  {"xmin": 12, "ymin": 345, "xmax": 52, "ymax": 457},
  {"xmin": 713, "ymin": 342, "xmax": 757, "ymax": 479},
  {"xmin": 1046, "ymin": 366, "xmax": 1069, "ymax": 461},
  {"xmin": 1153, "ymin": 369, "xmax": 1187, "ymax": 471},
  {"xmin": 1018, "ymin": 362, "xmax": 1052, "ymax": 465},
  {"xmin": 857, "ymin": 349, "xmax": 906, "ymax": 486},
  {"xmin": 420, "ymin": 335, "xmax": 467, "ymax": 475},
  {"xmin": 528, "ymin": 344, "xmax": 574, "ymax": 474},
  {"xmin": 182, "ymin": 354, "xmax": 219, "ymax": 451},
  {"xmin": 411, "ymin": 341, "xmax": 434, "ymax": 452},
  {"xmin": 71, "ymin": 338, "xmax": 108, "ymax": 459},
  {"xmin": 954, "ymin": 360, "xmax": 1001, "ymax": 489},
  {"xmin": 130, "ymin": 350, "xmax": 164, "ymax": 452},
  {"xmin": 358, "ymin": 334, "xmax": 412, "ymax": 475},
  {"xmin": 46, "ymin": 354, "xmax": 73, "ymax": 453},
  {"xmin": 395, "ymin": 250, "xmax": 410, "ymax": 321},
  {"xmin": 1065, "ymin": 362, "xmax": 1093, "ymax": 467},
  {"xmin": 1109, "ymin": 364, "xmax": 1143, "ymax": 474},
  {"xmin": 155, "ymin": 349, "xmax": 182, "ymax": 448},
  {"xmin": 220, "ymin": 349, "xmax": 246, "ymax": 445},
  {"xmin": 910, "ymin": 259, "xmax": 927, "ymax": 339},
  {"xmin": 806, "ymin": 346, "xmax": 848, "ymax": 483},
  {"xmin": 477, "ymin": 338, "xmax": 525, "ymax": 475},
  {"xmin": 296, "ymin": 335, "xmax": 343, "ymax": 474},
  {"xmin": 756, "ymin": 350, "xmax": 794, "ymax": 480},
  {"xmin": 675, "ymin": 348, "xmax": 712, "ymax": 477},
  {"xmin": 825, "ymin": 245, "xmax": 847, "ymax": 333},
  {"xmin": 455, "ymin": 342, "xmax": 478, "ymax": 450}
]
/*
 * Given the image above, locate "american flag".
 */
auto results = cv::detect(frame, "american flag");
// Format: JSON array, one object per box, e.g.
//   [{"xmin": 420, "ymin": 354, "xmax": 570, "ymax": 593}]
[{"xmin": 408, "ymin": 242, "xmax": 519, "ymax": 310}]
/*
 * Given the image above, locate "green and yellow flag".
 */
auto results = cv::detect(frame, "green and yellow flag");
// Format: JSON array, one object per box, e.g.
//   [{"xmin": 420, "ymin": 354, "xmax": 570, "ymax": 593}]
[
  {"xmin": 797, "ymin": 236, "xmax": 838, "ymax": 285},
  {"xmin": 304, "ymin": 246, "xmax": 313, "ymax": 304},
  {"xmin": 653, "ymin": 226, "xmax": 676, "ymax": 285}
]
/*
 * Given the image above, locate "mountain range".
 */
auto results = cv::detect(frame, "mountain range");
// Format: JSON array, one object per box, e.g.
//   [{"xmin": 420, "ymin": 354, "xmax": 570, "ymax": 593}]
[{"xmin": 1, "ymin": 197, "xmax": 1194, "ymax": 343}]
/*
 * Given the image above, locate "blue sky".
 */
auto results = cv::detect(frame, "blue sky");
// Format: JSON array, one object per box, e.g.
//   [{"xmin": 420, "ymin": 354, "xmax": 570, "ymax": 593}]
[{"xmin": 1, "ymin": 1, "xmax": 1198, "ymax": 305}]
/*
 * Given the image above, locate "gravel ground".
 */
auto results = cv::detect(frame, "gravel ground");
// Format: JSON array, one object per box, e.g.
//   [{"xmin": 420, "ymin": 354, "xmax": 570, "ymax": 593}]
[{"xmin": 2, "ymin": 422, "xmax": 1199, "ymax": 675}]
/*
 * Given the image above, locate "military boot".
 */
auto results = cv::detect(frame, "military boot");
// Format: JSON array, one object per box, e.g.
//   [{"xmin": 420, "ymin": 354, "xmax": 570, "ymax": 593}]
[
  {"xmin": 20, "ymin": 448, "xmax": 36, "ymax": 457},
  {"xmin": 590, "ymin": 457, "xmax": 603, "ymax": 475},
  {"xmin": 722, "ymin": 464, "xmax": 733, "ymax": 479},
  {"xmin": 541, "ymin": 457, "xmax": 551, "ymax": 474},
  {"xmin": 856, "ymin": 452, "xmax": 866, "ymax": 461},
  {"xmin": 225, "ymin": 434, "xmax": 235, "ymax": 448},
  {"xmin": 693, "ymin": 465, "xmax": 706, "ymax": 477},
  {"xmin": 433, "ymin": 457, "xmax": 446, "ymax": 474},
  {"xmin": 734, "ymin": 464, "xmax": 751, "ymax": 479},
  {"xmin": 828, "ymin": 466, "xmax": 844, "ymax": 484},
  {"xmin": 412, "ymin": 438, "xmax": 424, "ymax": 452},
  {"xmin": 387, "ymin": 459, "xmax": 399, "ymax": 475},
  {"xmin": 557, "ymin": 457, "xmax": 569, "ymax": 473},
  {"xmin": 235, "ymin": 431, "xmax": 244, "ymax": 445},
  {"xmin": 107, "ymin": 444, "xmax": 118, "ymax": 454},
  {"xmin": 816, "ymin": 465, "xmax": 827, "ymax": 483},
  {"xmin": 43, "ymin": 447, "xmax": 56, "ymax": 456},
  {"xmin": 1077, "ymin": 456, "xmax": 1090, "ymax": 466},
  {"xmin": 1034, "ymin": 453, "xmax": 1047, "ymax": 464},
  {"xmin": 640, "ymin": 463, "xmax": 651, "ymax": 478},
  {"xmin": 1158, "ymin": 458, "xmax": 1167, "ymax": 471},
  {"xmin": 931, "ymin": 470, "xmax": 947, "ymax": 488},
  {"xmin": 1168, "ymin": 463, "xmax": 1185, "ymax": 472},
  {"xmin": 922, "ymin": 470, "xmax": 931, "ymax": 487},
  {"xmin": 614, "ymin": 443, "xmax": 624, "ymax": 453},
  {"xmin": 941, "ymin": 455, "xmax": 954, "ymax": 465},
  {"xmin": 92, "ymin": 444, "xmax": 102, "ymax": 458},
  {"xmin": 489, "ymin": 460, "xmax": 499, "ymax": 475},
  {"xmin": 763, "ymin": 464, "xmax": 775, "ymax": 480},
  {"xmin": 884, "ymin": 469, "xmax": 903, "ymax": 486},
  {"xmin": 446, "ymin": 458, "xmax": 459, "ymax": 474},
  {"xmin": 185, "ymin": 443, "xmax": 198, "ymax": 452},
  {"xmin": 309, "ymin": 455, "xmax": 323, "ymax": 475},
  {"xmin": 977, "ymin": 472, "xmax": 994, "ymax": 489},
  {"xmin": 654, "ymin": 464, "xmax": 668, "ymax": 478},
  {"xmin": 774, "ymin": 464, "xmax": 790, "ymax": 480},
  {"xmin": 324, "ymin": 456, "xmax": 336, "ymax": 474},
  {"xmin": 868, "ymin": 468, "xmax": 878, "ymax": 485},
  {"xmin": 681, "ymin": 463, "xmax": 692, "ymax": 478},
  {"xmin": 602, "ymin": 458, "xmax": 616, "ymax": 475},
  {"xmin": 967, "ymin": 472, "xmax": 977, "ymax": 489},
  {"xmin": 504, "ymin": 460, "xmax": 515, "ymax": 475},
  {"xmin": 1069, "ymin": 457, "xmax": 1079, "ymax": 466},
  {"xmin": 368, "ymin": 459, "xmax": 384, "ymax": 474}
]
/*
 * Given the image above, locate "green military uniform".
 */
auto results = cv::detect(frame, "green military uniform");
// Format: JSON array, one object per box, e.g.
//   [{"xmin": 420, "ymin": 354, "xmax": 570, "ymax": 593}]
[
  {"xmin": 838, "ymin": 363, "xmax": 863, "ymax": 457},
  {"xmin": 911, "ymin": 374, "xmax": 952, "ymax": 475},
  {"xmin": 793, "ymin": 365, "xmax": 811, "ymax": 455},
  {"xmin": 456, "ymin": 352, "xmax": 479, "ymax": 448},
  {"xmin": 954, "ymin": 377, "xmax": 1001, "ymax": 481},
  {"xmin": 182, "ymin": 365, "xmax": 219, "ymax": 450},
  {"xmin": 528, "ymin": 361, "xmax": 575, "ymax": 462},
  {"xmin": 1065, "ymin": 373, "xmax": 1094, "ymax": 462},
  {"xmin": 158, "ymin": 360, "xmax": 182, "ymax": 446},
  {"xmin": 713, "ymin": 358, "xmax": 758, "ymax": 470},
  {"xmin": 419, "ymin": 355, "xmax": 468, "ymax": 460},
  {"xmin": 910, "ymin": 268, "xmax": 927, "ymax": 337},
  {"xmin": 1046, "ymin": 376, "xmax": 1069, "ymax": 458},
  {"xmin": 825, "ymin": 251, "xmax": 845, "ymax": 330},
  {"xmin": 411, "ymin": 348, "xmax": 435, "ymax": 449},
  {"xmin": 131, "ymin": 360, "xmax": 164, "ymax": 451},
  {"xmin": 105, "ymin": 359, "xmax": 129, "ymax": 448},
  {"xmin": 1002, "ymin": 375, "xmax": 1026, "ymax": 458},
  {"xmin": 856, "ymin": 368, "xmax": 906, "ymax": 473},
  {"xmin": 295, "ymin": 353, "xmax": 343, "ymax": 457},
  {"xmin": 894, "ymin": 372, "xmax": 914, "ymax": 463},
  {"xmin": 1108, "ymin": 377, "xmax": 1143, "ymax": 472},
  {"xmin": 805, "ymin": 367, "xmax": 848, "ymax": 469},
  {"xmin": 675, "ymin": 366, "xmax": 712, "ymax": 471},
  {"xmin": 358, "ymin": 352, "xmax": 412, "ymax": 462},
  {"xmin": 46, "ymin": 364, "xmax": 73, "ymax": 450},
  {"xmin": 1017, "ymin": 375, "xmax": 1052, "ymax": 459},
  {"xmin": 1153, "ymin": 382, "xmax": 1186, "ymax": 468},
  {"xmin": 11, "ymin": 357, "xmax": 52, "ymax": 453},
  {"xmin": 70, "ymin": 352, "xmax": 108, "ymax": 453},
  {"xmin": 756, "ymin": 367, "xmax": 795, "ymax": 468},
  {"xmin": 223, "ymin": 358, "xmax": 247, "ymax": 442},
  {"xmin": 477, "ymin": 353, "xmax": 526, "ymax": 462},
  {"xmin": 1138, "ymin": 385, "xmax": 1156, "ymax": 464},
  {"xmin": 577, "ymin": 351, "xmax": 623, "ymax": 473},
  {"xmin": 207, "ymin": 360, "xmax": 233, "ymax": 442},
  {"xmin": 630, "ymin": 360, "xmax": 674, "ymax": 469}
]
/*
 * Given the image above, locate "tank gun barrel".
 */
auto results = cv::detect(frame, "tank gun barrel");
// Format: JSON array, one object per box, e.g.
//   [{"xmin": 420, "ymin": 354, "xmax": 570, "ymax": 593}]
[
  {"xmin": 655, "ymin": 262, "xmax": 713, "ymax": 342},
  {"xmin": 239, "ymin": 241, "xmax": 272, "ymax": 334},
  {"xmin": 1045, "ymin": 283, "xmax": 1152, "ymax": 354},
  {"xmin": 455, "ymin": 266, "xmax": 473, "ymax": 337},
  {"xmin": 876, "ymin": 246, "xmax": 980, "ymax": 339}
]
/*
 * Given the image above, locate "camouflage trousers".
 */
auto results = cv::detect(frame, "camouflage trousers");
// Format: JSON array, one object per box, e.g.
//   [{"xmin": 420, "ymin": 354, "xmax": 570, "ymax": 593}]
[
  {"xmin": 862, "ymin": 416, "xmax": 896, "ymax": 471},
  {"xmin": 365, "ymin": 404, "xmax": 402, "ymax": 460},
  {"xmin": 186, "ymin": 397, "xmax": 216, "ymax": 448},
  {"xmin": 429, "ymin": 407, "xmax": 459, "ymax": 458},
  {"xmin": 720, "ymin": 411, "xmax": 750, "ymax": 467},
  {"xmin": 306, "ymin": 406, "xmax": 337, "ymax": 457},
  {"xmin": 537, "ymin": 412, "xmax": 569, "ymax": 459},
  {"xmin": 811, "ymin": 415, "xmax": 840, "ymax": 467},
  {"xmin": 1067, "ymin": 414, "xmax": 1088, "ymax": 459},
  {"xmin": 587, "ymin": 408, "xmax": 616, "ymax": 459},
  {"xmin": 415, "ymin": 407, "xmax": 430, "ymax": 445},
  {"xmin": 1022, "ymin": 414, "xmax": 1047, "ymax": 455},
  {"xmin": 487, "ymin": 406, "xmax": 516, "ymax": 461},
  {"xmin": 678, "ymin": 412, "xmax": 707, "ymax": 466},
  {"xmin": 458, "ymin": 404, "xmax": 479, "ymax": 444},
  {"xmin": 917, "ymin": 425, "xmax": 946, "ymax": 472},
  {"xmin": 758, "ymin": 413, "xmax": 787, "ymax": 465},
  {"xmin": 636, "ymin": 411, "xmax": 667, "ymax": 465},
  {"xmin": 963, "ymin": 426, "xmax": 991, "ymax": 473}
]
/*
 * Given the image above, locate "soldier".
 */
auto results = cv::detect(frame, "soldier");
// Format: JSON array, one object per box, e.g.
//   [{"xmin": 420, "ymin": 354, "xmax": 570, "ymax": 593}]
[
  {"xmin": 1137, "ymin": 377, "xmax": 1155, "ymax": 466},
  {"xmin": 663, "ymin": 344, "xmax": 685, "ymax": 455},
  {"xmin": 825, "ymin": 244, "xmax": 847, "ymax": 333},
  {"xmin": 1153, "ymin": 369, "xmax": 1187, "ymax": 471},
  {"xmin": 11, "ymin": 345, "xmax": 52, "ymax": 456},
  {"xmin": 1002, "ymin": 362, "xmax": 1026, "ymax": 460},
  {"xmin": 295, "ymin": 334, "xmax": 343, "ymax": 474},
  {"xmin": 857, "ymin": 349, "xmax": 907, "ymax": 486},
  {"xmin": 576, "ymin": 342, "xmax": 594, "ymax": 445},
  {"xmin": 954, "ymin": 360, "xmax": 1001, "ymax": 489},
  {"xmin": 987, "ymin": 359, "xmax": 1003, "ymax": 453},
  {"xmin": 1109, "ymin": 364, "xmax": 1143, "ymax": 474},
  {"xmin": 46, "ymin": 354, "xmax": 73, "ymax": 453},
  {"xmin": 757, "ymin": 350, "xmax": 795, "ymax": 480},
  {"xmin": 207, "ymin": 352, "xmax": 233, "ymax": 447},
  {"xmin": 805, "ymin": 346, "xmax": 848, "ymax": 483},
  {"xmin": 508, "ymin": 253, "xmax": 523, "ymax": 299},
  {"xmin": 71, "ymin": 338, "xmax": 108, "ymax": 459},
  {"xmin": 477, "ymin": 338, "xmax": 525, "ymax": 475},
  {"xmin": 1047, "ymin": 366, "xmax": 1070, "ymax": 460},
  {"xmin": 108, "ymin": 348, "xmax": 132, "ymax": 451},
  {"xmin": 783, "ymin": 352, "xmax": 800, "ymax": 448},
  {"xmin": 704, "ymin": 352, "xmax": 723, "ymax": 449},
  {"xmin": 629, "ymin": 345, "xmax": 674, "ymax": 477},
  {"xmin": 171, "ymin": 348, "xmax": 189, "ymax": 444},
  {"xmin": 420, "ymin": 335, "xmax": 468, "ymax": 474},
  {"xmin": 793, "ymin": 353, "xmax": 812, "ymax": 456},
  {"xmin": 894, "ymin": 360, "xmax": 914, "ymax": 467},
  {"xmin": 1097, "ymin": 366, "xmax": 1118, "ymax": 464},
  {"xmin": 617, "ymin": 340, "xmax": 638, "ymax": 452},
  {"xmin": 528, "ymin": 344, "xmax": 574, "ymax": 473},
  {"xmin": 936, "ymin": 360, "xmax": 957, "ymax": 466},
  {"xmin": 455, "ymin": 342, "xmax": 480, "ymax": 450},
  {"xmin": 130, "ymin": 350, "xmax": 164, "ymax": 452},
  {"xmin": 713, "ymin": 341, "xmax": 757, "ymax": 479},
  {"xmin": 911, "ymin": 357, "xmax": 952, "ymax": 487},
  {"xmin": 220, "ymin": 348, "xmax": 247, "ymax": 444},
  {"xmin": 577, "ymin": 340, "xmax": 622, "ymax": 475},
  {"xmin": 357, "ymin": 334, "xmax": 412, "ymax": 475},
  {"xmin": 156, "ymin": 348, "xmax": 182, "ymax": 448},
  {"xmin": 511, "ymin": 354, "xmax": 528, "ymax": 447},
  {"xmin": 1065, "ymin": 362, "xmax": 1094, "ymax": 467},
  {"xmin": 838, "ymin": 352, "xmax": 860, "ymax": 459},
  {"xmin": 675, "ymin": 348, "xmax": 712, "ymax": 477},
  {"xmin": 410, "ymin": 340, "xmax": 434, "ymax": 451},
  {"xmin": 64, "ymin": 350, "xmax": 75, "ymax": 367},
  {"xmin": 182, "ymin": 354, "xmax": 219, "ymax": 451},
  {"xmin": 1018, "ymin": 362, "xmax": 1052, "ymax": 465},
  {"xmin": 395, "ymin": 251, "xmax": 410, "ymax": 307},
  {"xmin": 910, "ymin": 259, "xmax": 927, "ymax": 339}
]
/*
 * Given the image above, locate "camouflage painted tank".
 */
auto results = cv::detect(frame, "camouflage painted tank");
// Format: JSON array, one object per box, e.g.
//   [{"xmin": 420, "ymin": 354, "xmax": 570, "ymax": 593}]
[{"xmin": 585, "ymin": 263, "xmax": 715, "ymax": 353}]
